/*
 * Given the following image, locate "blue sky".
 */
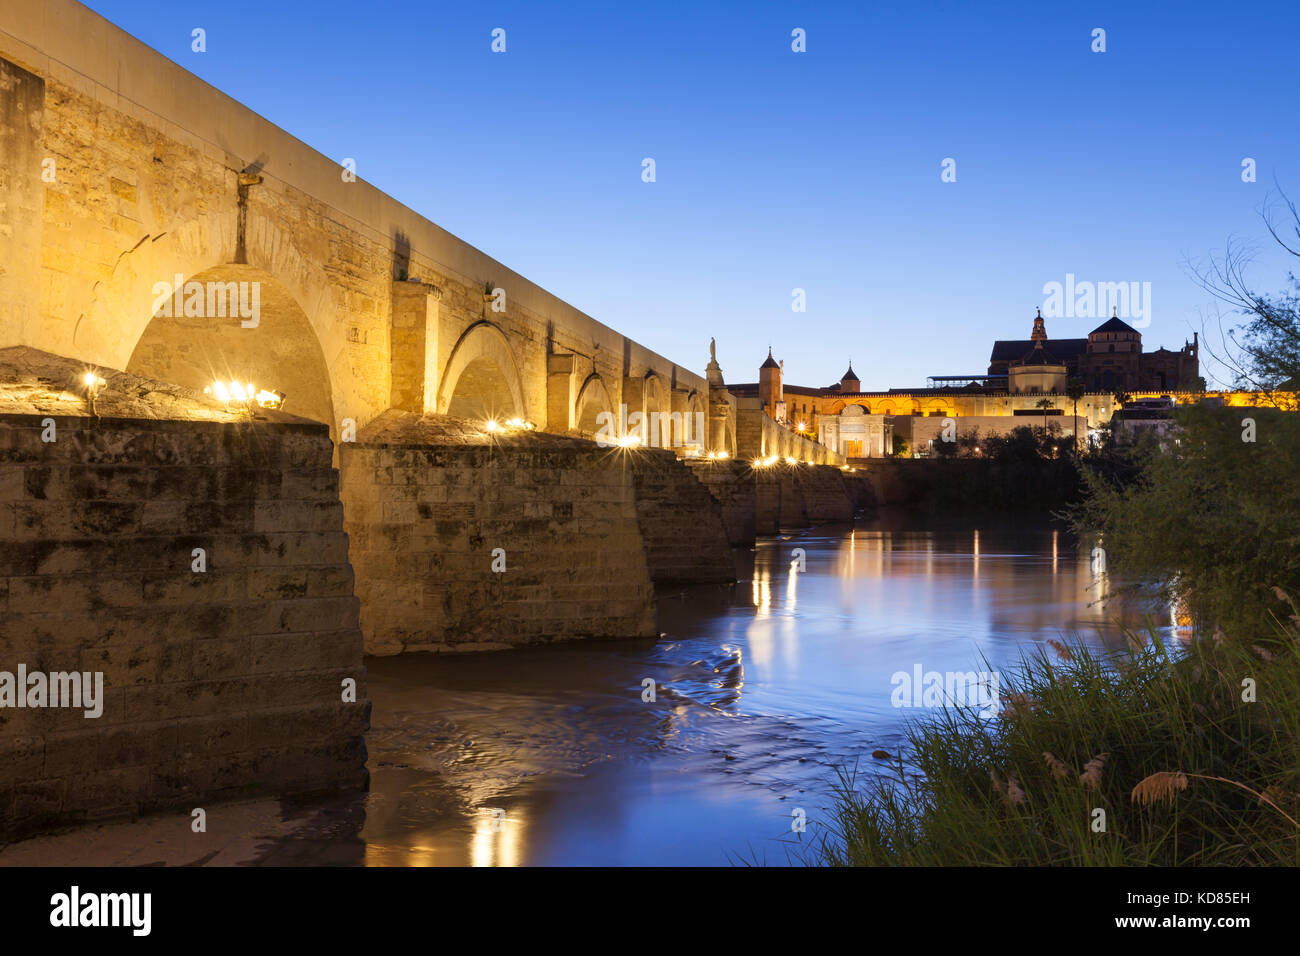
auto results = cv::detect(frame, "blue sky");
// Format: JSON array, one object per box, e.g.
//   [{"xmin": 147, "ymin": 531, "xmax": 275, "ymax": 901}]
[{"xmin": 86, "ymin": 0, "xmax": 1300, "ymax": 390}]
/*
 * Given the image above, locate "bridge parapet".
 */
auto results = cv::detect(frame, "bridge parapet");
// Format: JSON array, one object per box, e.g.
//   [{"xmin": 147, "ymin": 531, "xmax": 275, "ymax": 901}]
[{"xmin": 734, "ymin": 398, "xmax": 843, "ymax": 465}]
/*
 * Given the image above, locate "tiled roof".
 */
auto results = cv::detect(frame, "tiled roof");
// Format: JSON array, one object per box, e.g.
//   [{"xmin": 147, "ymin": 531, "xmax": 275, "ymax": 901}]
[
  {"xmin": 1090, "ymin": 316, "xmax": 1139, "ymax": 335},
  {"xmin": 990, "ymin": 338, "xmax": 1086, "ymax": 362}
]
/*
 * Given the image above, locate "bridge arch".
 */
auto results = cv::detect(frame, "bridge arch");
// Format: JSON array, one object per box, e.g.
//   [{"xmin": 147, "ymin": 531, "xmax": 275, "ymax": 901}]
[
  {"xmin": 642, "ymin": 372, "xmax": 670, "ymax": 447},
  {"xmin": 438, "ymin": 320, "xmax": 527, "ymax": 422},
  {"xmin": 574, "ymin": 373, "xmax": 613, "ymax": 437},
  {"xmin": 125, "ymin": 263, "xmax": 336, "ymax": 429},
  {"xmin": 685, "ymin": 389, "xmax": 706, "ymax": 451}
]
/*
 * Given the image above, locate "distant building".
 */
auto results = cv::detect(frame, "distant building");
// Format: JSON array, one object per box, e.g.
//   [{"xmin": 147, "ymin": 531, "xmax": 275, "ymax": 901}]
[
  {"xmin": 728, "ymin": 309, "xmax": 1206, "ymax": 459},
  {"xmin": 1112, "ymin": 396, "xmax": 1178, "ymax": 442},
  {"xmin": 989, "ymin": 309, "xmax": 1199, "ymax": 392},
  {"xmin": 818, "ymin": 403, "xmax": 892, "ymax": 458}
]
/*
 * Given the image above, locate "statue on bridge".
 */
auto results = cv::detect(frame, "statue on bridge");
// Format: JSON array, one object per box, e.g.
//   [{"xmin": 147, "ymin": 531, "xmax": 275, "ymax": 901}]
[{"xmin": 706, "ymin": 337, "xmax": 724, "ymax": 386}]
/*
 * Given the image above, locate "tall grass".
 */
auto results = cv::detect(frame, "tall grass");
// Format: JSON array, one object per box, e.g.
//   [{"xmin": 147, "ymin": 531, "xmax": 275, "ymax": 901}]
[{"xmin": 812, "ymin": 612, "xmax": 1300, "ymax": 865}]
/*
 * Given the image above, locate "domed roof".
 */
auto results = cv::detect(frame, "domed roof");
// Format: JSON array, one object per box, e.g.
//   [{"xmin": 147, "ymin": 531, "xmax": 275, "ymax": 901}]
[{"xmin": 1091, "ymin": 312, "xmax": 1139, "ymax": 336}]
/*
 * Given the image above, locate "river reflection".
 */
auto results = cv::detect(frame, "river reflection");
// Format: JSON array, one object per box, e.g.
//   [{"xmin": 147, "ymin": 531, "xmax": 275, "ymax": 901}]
[{"xmin": 349, "ymin": 519, "xmax": 1172, "ymax": 866}]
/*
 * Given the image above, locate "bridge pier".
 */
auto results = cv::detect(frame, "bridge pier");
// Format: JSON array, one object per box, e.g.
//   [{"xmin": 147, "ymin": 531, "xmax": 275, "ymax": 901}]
[
  {"xmin": 339, "ymin": 411, "xmax": 658, "ymax": 655},
  {"xmin": 0, "ymin": 348, "xmax": 369, "ymax": 842},
  {"xmin": 627, "ymin": 450, "xmax": 735, "ymax": 585},
  {"xmin": 790, "ymin": 464, "xmax": 858, "ymax": 523},
  {"xmin": 687, "ymin": 460, "xmax": 876, "ymax": 544}
]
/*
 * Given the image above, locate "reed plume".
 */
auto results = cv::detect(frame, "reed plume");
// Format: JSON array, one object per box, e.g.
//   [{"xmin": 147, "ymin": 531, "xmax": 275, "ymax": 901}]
[
  {"xmin": 1129, "ymin": 772, "xmax": 1300, "ymax": 829},
  {"xmin": 1130, "ymin": 771, "xmax": 1187, "ymax": 806},
  {"xmin": 1079, "ymin": 752, "xmax": 1109, "ymax": 791},
  {"xmin": 1046, "ymin": 639, "xmax": 1073, "ymax": 662},
  {"xmin": 1042, "ymin": 751, "xmax": 1071, "ymax": 780}
]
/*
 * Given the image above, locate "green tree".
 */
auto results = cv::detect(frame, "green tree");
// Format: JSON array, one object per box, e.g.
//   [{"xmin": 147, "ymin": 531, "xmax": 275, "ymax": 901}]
[
  {"xmin": 933, "ymin": 433, "xmax": 957, "ymax": 457},
  {"xmin": 1035, "ymin": 397, "xmax": 1055, "ymax": 433},
  {"xmin": 1192, "ymin": 188, "xmax": 1300, "ymax": 404},
  {"xmin": 1074, "ymin": 405, "xmax": 1300, "ymax": 638},
  {"xmin": 1065, "ymin": 378, "xmax": 1087, "ymax": 450},
  {"xmin": 1077, "ymin": 183, "xmax": 1300, "ymax": 636}
]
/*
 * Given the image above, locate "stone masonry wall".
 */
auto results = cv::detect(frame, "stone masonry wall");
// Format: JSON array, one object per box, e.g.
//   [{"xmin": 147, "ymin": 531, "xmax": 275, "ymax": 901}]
[
  {"xmin": 854, "ymin": 459, "xmax": 930, "ymax": 508},
  {"xmin": 754, "ymin": 470, "xmax": 782, "ymax": 536},
  {"xmin": 734, "ymin": 401, "xmax": 842, "ymax": 465},
  {"xmin": 778, "ymin": 468, "xmax": 809, "ymax": 528},
  {"xmin": 629, "ymin": 452, "xmax": 736, "ymax": 586},
  {"xmin": 0, "ymin": 348, "xmax": 368, "ymax": 841},
  {"xmin": 684, "ymin": 460, "xmax": 783, "ymax": 544},
  {"xmin": 340, "ymin": 411, "xmax": 656, "ymax": 655},
  {"xmin": 0, "ymin": 57, "xmax": 43, "ymax": 348},
  {"xmin": 842, "ymin": 472, "xmax": 878, "ymax": 515},
  {"xmin": 792, "ymin": 465, "xmax": 856, "ymax": 522},
  {"xmin": 684, "ymin": 461, "xmax": 756, "ymax": 547}
]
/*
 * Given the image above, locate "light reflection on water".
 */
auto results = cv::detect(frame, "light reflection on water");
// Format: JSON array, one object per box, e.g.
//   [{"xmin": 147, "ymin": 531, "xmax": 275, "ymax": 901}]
[{"xmin": 352, "ymin": 519, "xmax": 1174, "ymax": 866}]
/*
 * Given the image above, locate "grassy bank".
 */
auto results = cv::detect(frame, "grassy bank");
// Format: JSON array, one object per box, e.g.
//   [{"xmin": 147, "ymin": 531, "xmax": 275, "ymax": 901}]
[{"xmin": 813, "ymin": 622, "xmax": 1300, "ymax": 865}]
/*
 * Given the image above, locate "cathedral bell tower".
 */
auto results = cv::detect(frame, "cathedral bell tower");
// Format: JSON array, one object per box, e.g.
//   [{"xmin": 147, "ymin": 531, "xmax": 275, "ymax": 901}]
[{"xmin": 759, "ymin": 348, "xmax": 782, "ymax": 419}]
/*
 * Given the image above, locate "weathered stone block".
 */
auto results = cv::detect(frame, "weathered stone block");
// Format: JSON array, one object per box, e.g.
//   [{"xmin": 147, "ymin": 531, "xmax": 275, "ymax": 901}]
[{"xmin": 0, "ymin": 369, "xmax": 368, "ymax": 841}]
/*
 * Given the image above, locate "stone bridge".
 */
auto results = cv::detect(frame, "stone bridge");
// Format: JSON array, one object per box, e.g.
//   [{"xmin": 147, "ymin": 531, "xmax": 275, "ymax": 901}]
[
  {"xmin": 0, "ymin": 0, "xmax": 717, "ymax": 453},
  {"xmin": 0, "ymin": 0, "xmax": 863, "ymax": 839}
]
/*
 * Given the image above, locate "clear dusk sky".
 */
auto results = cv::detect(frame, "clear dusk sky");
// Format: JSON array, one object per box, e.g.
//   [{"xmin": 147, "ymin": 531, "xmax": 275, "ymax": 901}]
[{"xmin": 84, "ymin": 0, "xmax": 1300, "ymax": 390}]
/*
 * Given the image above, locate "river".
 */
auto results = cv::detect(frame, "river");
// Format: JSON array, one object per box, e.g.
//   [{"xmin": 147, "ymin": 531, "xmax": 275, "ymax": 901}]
[{"xmin": 350, "ymin": 517, "xmax": 1174, "ymax": 866}]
